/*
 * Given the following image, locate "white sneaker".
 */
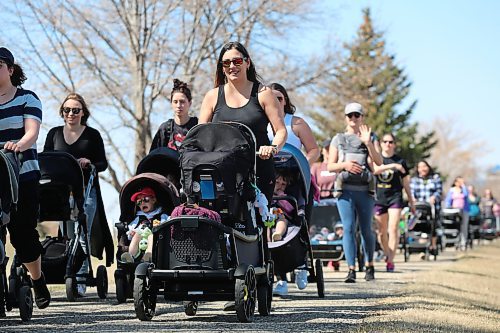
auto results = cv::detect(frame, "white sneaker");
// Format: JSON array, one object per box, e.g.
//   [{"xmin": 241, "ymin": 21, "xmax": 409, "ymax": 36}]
[
  {"xmin": 273, "ymin": 280, "xmax": 288, "ymax": 296},
  {"xmin": 77, "ymin": 284, "xmax": 86, "ymax": 297},
  {"xmin": 295, "ymin": 269, "xmax": 308, "ymax": 290}
]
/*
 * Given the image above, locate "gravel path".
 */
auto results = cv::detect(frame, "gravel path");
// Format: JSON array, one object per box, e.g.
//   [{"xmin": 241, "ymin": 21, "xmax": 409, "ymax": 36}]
[{"xmin": 0, "ymin": 242, "xmax": 496, "ymax": 332}]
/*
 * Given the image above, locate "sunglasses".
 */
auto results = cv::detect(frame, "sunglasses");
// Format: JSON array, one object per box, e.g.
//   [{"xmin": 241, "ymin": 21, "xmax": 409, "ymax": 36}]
[
  {"xmin": 62, "ymin": 107, "xmax": 82, "ymax": 115},
  {"xmin": 277, "ymin": 96, "xmax": 284, "ymax": 102},
  {"xmin": 383, "ymin": 140, "xmax": 394, "ymax": 144},
  {"xmin": 221, "ymin": 57, "xmax": 246, "ymax": 68},
  {"xmin": 136, "ymin": 197, "xmax": 152, "ymax": 206},
  {"xmin": 346, "ymin": 112, "xmax": 361, "ymax": 119}
]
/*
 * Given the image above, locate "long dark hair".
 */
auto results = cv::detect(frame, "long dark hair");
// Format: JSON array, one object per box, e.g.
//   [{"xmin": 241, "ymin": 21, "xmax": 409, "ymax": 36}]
[
  {"xmin": 414, "ymin": 159, "xmax": 434, "ymax": 178},
  {"xmin": 7, "ymin": 62, "xmax": 27, "ymax": 87},
  {"xmin": 59, "ymin": 93, "xmax": 91, "ymax": 125},
  {"xmin": 171, "ymin": 78, "xmax": 192, "ymax": 102},
  {"xmin": 270, "ymin": 82, "xmax": 296, "ymax": 115},
  {"xmin": 214, "ymin": 41, "xmax": 261, "ymax": 87}
]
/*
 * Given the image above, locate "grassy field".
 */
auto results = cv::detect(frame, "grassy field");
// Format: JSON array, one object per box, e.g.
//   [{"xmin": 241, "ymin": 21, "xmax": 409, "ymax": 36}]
[{"xmin": 357, "ymin": 241, "xmax": 500, "ymax": 332}]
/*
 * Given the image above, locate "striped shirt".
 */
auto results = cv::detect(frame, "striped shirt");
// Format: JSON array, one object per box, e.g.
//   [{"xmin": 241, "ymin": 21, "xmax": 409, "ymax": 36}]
[
  {"xmin": 0, "ymin": 88, "xmax": 42, "ymax": 181},
  {"xmin": 410, "ymin": 173, "xmax": 443, "ymax": 210}
]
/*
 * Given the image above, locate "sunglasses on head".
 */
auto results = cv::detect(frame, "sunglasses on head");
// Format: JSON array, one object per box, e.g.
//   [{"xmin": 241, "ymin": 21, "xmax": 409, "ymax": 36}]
[
  {"xmin": 62, "ymin": 107, "xmax": 82, "ymax": 115},
  {"xmin": 383, "ymin": 140, "xmax": 394, "ymax": 144},
  {"xmin": 136, "ymin": 197, "xmax": 152, "ymax": 206},
  {"xmin": 221, "ymin": 57, "xmax": 246, "ymax": 68}
]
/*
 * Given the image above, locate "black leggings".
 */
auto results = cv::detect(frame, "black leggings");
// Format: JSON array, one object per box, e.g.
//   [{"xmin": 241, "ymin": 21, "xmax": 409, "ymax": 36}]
[{"xmin": 7, "ymin": 179, "xmax": 42, "ymax": 263}]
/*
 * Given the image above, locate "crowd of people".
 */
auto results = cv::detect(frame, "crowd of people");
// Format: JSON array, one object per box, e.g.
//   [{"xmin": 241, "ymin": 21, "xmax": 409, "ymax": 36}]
[{"xmin": 1, "ymin": 40, "xmax": 499, "ymax": 317}]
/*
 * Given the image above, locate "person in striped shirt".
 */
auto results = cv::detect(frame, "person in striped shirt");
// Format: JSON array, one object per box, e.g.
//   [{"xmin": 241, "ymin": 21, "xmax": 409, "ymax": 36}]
[{"xmin": 0, "ymin": 47, "xmax": 50, "ymax": 309}]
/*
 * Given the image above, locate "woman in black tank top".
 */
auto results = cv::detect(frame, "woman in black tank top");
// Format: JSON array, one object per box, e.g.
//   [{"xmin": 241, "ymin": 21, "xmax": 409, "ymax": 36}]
[{"xmin": 199, "ymin": 41, "xmax": 286, "ymax": 203}]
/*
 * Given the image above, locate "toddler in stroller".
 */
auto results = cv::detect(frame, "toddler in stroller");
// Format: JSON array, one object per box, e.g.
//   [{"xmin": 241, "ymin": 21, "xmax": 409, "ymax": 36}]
[
  {"xmin": 268, "ymin": 170, "xmax": 295, "ymax": 242},
  {"xmin": 120, "ymin": 187, "xmax": 169, "ymax": 263},
  {"xmin": 115, "ymin": 173, "xmax": 179, "ymax": 304}
]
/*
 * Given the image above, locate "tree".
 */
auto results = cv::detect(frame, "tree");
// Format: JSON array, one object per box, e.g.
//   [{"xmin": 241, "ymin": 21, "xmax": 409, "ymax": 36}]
[
  {"xmin": 5, "ymin": 0, "xmax": 327, "ymax": 192},
  {"xmin": 309, "ymin": 8, "xmax": 436, "ymax": 168}
]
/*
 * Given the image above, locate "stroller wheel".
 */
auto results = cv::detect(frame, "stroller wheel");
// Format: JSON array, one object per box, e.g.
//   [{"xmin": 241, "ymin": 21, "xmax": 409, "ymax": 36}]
[
  {"xmin": 96, "ymin": 265, "xmax": 108, "ymax": 299},
  {"xmin": 8, "ymin": 276, "xmax": 18, "ymax": 308},
  {"xmin": 235, "ymin": 265, "xmax": 256, "ymax": 323},
  {"xmin": 315, "ymin": 259, "xmax": 325, "ymax": 298},
  {"xmin": 65, "ymin": 277, "xmax": 77, "ymax": 302},
  {"xmin": 18, "ymin": 286, "xmax": 33, "ymax": 322},
  {"xmin": 184, "ymin": 301, "xmax": 198, "ymax": 316},
  {"xmin": 133, "ymin": 276, "xmax": 156, "ymax": 321},
  {"xmin": 257, "ymin": 261, "xmax": 273, "ymax": 316},
  {"xmin": 115, "ymin": 276, "xmax": 127, "ymax": 303}
]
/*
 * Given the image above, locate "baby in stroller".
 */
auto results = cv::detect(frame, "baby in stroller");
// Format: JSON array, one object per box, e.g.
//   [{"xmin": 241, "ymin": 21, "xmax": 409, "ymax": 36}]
[
  {"xmin": 268, "ymin": 171, "xmax": 295, "ymax": 242},
  {"xmin": 121, "ymin": 187, "xmax": 169, "ymax": 263}
]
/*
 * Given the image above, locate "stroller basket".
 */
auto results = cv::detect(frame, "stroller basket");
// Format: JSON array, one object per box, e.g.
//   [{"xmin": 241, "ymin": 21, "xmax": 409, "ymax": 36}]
[{"xmin": 170, "ymin": 223, "xmax": 220, "ymax": 265}]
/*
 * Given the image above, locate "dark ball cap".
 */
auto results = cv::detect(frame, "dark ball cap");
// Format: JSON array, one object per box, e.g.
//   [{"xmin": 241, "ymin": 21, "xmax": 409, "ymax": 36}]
[{"xmin": 0, "ymin": 47, "xmax": 14, "ymax": 64}]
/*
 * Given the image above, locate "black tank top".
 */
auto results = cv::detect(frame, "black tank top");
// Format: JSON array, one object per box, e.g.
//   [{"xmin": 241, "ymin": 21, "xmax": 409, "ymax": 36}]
[{"xmin": 212, "ymin": 82, "xmax": 270, "ymax": 149}]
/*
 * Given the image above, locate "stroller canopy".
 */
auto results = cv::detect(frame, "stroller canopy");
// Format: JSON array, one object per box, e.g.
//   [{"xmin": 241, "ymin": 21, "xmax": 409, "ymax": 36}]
[
  {"xmin": 179, "ymin": 122, "xmax": 256, "ymax": 197},
  {"xmin": 136, "ymin": 147, "xmax": 181, "ymax": 184},
  {"xmin": 38, "ymin": 151, "xmax": 85, "ymax": 203},
  {"xmin": 0, "ymin": 150, "xmax": 20, "ymax": 225},
  {"xmin": 119, "ymin": 173, "xmax": 180, "ymax": 222},
  {"xmin": 274, "ymin": 143, "xmax": 311, "ymax": 199}
]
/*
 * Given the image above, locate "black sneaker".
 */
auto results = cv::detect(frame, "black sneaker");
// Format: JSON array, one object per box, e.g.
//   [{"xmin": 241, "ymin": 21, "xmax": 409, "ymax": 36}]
[
  {"xmin": 344, "ymin": 269, "xmax": 356, "ymax": 283},
  {"xmin": 31, "ymin": 273, "xmax": 51, "ymax": 309},
  {"xmin": 365, "ymin": 266, "xmax": 375, "ymax": 281}
]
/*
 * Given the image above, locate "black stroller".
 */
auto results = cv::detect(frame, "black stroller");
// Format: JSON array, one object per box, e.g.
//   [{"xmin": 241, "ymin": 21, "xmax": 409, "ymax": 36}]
[
  {"xmin": 9, "ymin": 151, "xmax": 108, "ymax": 302},
  {"xmin": 405, "ymin": 201, "xmax": 438, "ymax": 260},
  {"xmin": 441, "ymin": 208, "xmax": 462, "ymax": 249},
  {"xmin": 136, "ymin": 147, "xmax": 182, "ymax": 190},
  {"xmin": 115, "ymin": 173, "xmax": 180, "ymax": 303},
  {"xmin": 268, "ymin": 143, "xmax": 324, "ymax": 298},
  {"xmin": 0, "ymin": 150, "xmax": 31, "ymax": 320},
  {"xmin": 132, "ymin": 122, "xmax": 273, "ymax": 323}
]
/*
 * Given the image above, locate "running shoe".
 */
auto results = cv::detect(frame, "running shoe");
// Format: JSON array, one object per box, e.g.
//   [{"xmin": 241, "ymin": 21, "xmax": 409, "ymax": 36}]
[
  {"xmin": 365, "ymin": 266, "xmax": 375, "ymax": 281},
  {"xmin": 273, "ymin": 280, "xmax": 288, "ymax": 296},
  {"xmin": 295, "ymin": 269, "xmax": 308, "ymax": 290},
  {"xmin": 77, "ymin": 284, "xmax": 87, "ymax": 297},
  {"xmin": 345, "ymin": 269, "xmax": 356, "ymax": 283},
  {"xmin": 386, "ymin": 262, "xmax": 395, "ymax": 272},
  {"xmin": 32, "ymin": 273, "xmax": 51, "ymax": 309},
  {"xmin": 120, "ymin": 252, "xmax": 134, "ymax": 263}
]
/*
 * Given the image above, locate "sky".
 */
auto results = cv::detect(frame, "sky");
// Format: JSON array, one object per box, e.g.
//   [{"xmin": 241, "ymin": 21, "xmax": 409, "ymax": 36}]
[{"xmin": 293, "ymin": 0, "xmax": 500, "ymax": 167}]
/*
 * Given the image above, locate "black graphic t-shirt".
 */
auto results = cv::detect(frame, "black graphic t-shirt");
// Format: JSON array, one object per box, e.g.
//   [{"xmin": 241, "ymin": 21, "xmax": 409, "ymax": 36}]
[
  {"xmin": 150, "ymin": 116, "xmax": 198, "ymax": 152},
  {"xmin": 375, "ymin": 154, "xmax": 409, "ymax": 205}
]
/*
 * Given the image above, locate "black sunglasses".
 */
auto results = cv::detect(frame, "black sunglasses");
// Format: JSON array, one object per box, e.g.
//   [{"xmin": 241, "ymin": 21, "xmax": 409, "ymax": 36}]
[
  {"xmin": 346, "ymin": 112, "xmax": 361, "ymax": 119},
  {"xmin": 221, "ymin": 57, "xmax": 246, "ymax": 68},
  {"xmin": 136, "ymin": 197, "xmax": 152, "ymax": 206},
  {"xmin": 383, "ymin": 140, "xmax": 394, "ymax": 144},
  {"xmin": 62, "ymin": 107, "xmax": 82, "ymax": 115},
  {"xmin": 277, "ymin": 96, "xmax": 284, "ymax": 102}
]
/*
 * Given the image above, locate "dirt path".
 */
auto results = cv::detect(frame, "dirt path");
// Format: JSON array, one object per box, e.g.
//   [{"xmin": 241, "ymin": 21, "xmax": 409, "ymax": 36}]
[{"xmin": 1, "ymin": 241, "xmax": 499, "ymax": 332}]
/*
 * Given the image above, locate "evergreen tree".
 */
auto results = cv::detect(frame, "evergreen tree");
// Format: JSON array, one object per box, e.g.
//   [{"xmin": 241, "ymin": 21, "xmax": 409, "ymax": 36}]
[{"xmin": 310, "ymin": 8, "xmax": 436, "ymax": 168}]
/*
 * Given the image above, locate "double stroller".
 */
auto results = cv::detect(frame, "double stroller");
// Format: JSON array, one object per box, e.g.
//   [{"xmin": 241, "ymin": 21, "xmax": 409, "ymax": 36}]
[
  {"xmin": 403, "ymin": 201, "xmax": 438, "ymax": 260},
  {"xmin": 114, "ymin": 148, "xmax": 181, "ymax": 303},
  {"xmin": 268, "ymin": 143, "xmax": 324, "ymax": 297},
  {"xmin": 479, "ymin": 215, "xmax": 498, "ymax": 240},
  {"xmin": 0, "ymin": 150, "xmax": 27, "ymax": 320},
  {"xmin": 23, "ymin": 151, "xmax": 109, "ymax": 302},
  {"xmin": 132, "ymin": 122, "xmax": 273, "ymax": 323}
]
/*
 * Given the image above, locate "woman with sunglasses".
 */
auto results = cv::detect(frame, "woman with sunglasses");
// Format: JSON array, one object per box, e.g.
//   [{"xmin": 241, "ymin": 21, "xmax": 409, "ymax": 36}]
[
  {"xmin": 44, "ymin": 93, "xmax": 113, "ymax": 297},
  {"xmin": 267, "ymin": 82, "xmax": 319, "ymax": 165},
  {"xmin": 150, "ymin": 79, "xmax": 198, "ymax": 152},
  {"xmin": 199, "ymin": 41, "xmax": 286, "ymax": 204},
  {"xmin": 0, "ymin": 47, "xmax": 51, "ymax": 309},
  {"xmin": 327, "ymin": 102, "xmax": 382, "ymax": 283},
  {"xmin": 373, "ymin": 133, "xmax": 414, "ymax": 272}
]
